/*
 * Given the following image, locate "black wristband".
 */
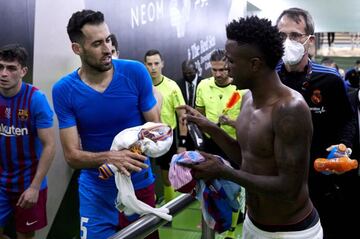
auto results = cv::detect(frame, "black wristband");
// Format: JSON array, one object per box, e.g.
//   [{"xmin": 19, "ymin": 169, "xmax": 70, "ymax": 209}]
[{"xmin": 179, "ymin": 136, "xmax": 187, "ymax": 147}]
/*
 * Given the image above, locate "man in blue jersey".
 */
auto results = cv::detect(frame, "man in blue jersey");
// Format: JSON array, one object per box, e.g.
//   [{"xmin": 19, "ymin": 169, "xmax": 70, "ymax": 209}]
[
  {"xmin": 276, "ymin": 8, "xmax": 356, "ymax": 239},
  {"xmin": 0, "ymin": 44, "xmax": 55, "ymax": 239},
  {"xmin": 52, "ymin": 10, "xmax": 160, "ymax": 239}
]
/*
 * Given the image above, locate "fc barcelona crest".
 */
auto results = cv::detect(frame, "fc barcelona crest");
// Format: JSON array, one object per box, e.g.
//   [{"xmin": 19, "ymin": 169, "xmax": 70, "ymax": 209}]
[{"xmin": 18, "ymin": 109, "xmax": 29, "ymax": 121}]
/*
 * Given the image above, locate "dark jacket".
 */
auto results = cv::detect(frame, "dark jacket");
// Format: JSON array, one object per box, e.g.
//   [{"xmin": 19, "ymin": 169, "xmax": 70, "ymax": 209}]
[
  {"xmin": 177, "ymin": 75, "xmax": 203, "ymax": 108},
  {"xmin": 348, "ymin": 88, "xmax": 360, "ymax": 161}
]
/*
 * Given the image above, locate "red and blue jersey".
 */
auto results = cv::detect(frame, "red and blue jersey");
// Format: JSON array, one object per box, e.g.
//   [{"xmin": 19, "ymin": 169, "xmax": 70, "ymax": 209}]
[{"xmin": 0, "ymin": 83, "xmax": 53, "ymax": 192}]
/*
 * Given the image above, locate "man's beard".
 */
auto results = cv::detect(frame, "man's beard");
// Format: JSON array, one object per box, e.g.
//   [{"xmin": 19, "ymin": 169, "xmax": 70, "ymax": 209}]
[
  {"xmin": 215, "ymin": 77, "xmax": 227, "ymax": 85},
  {"xmin": 95, "ymin": 62, "xmax": 112, "ymax": 72},
  {"xmin": 82, "ymin": 53, "xmax": 112, "ymax": 72},
  {"xmin": 87, "ymin": 60, "xmax": 112, "ymax": 72}
]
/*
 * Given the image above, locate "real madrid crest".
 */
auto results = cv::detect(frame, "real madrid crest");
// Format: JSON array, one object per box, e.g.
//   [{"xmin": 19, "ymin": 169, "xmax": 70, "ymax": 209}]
[{"xmin": 311, "ymin": 89, "xmax": 322, "ymax": 105}]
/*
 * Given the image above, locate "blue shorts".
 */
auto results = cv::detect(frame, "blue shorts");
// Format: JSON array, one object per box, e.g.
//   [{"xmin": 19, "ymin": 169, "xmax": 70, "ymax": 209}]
[
  {"xmin": 79, "ymin": 182, "xmax": 119, "ymax": 239},
  {"xmin": 79, "ymin": 179, "xmax": 156, "ymax": 239}
]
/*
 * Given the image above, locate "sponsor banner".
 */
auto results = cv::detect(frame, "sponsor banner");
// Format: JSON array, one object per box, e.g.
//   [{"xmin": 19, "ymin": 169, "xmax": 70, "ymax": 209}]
[{"xmin": 85, "ymin": 0, "xmax": 233, "ymax": 79}]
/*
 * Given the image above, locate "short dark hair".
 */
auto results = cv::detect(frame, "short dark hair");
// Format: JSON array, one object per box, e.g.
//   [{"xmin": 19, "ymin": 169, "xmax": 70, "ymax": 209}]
[
  {"xmin": 182, "ymin": 59, "xmax": 196, "ymax": 70},
  {"xmin": 276, "ymin": 8, "xmax": 314, "ymax": 35},
  {"xmin": 67, "ymin": 9, "xmax": 105, "ymax": 43},
  {"xmin": 226, "ymin": 16, "xmax": 284, "ymax": 69},
  {"xmin": 321, "ymin": 57, "xmax": 334, "ymax": 65},
  {"xmin": 144, "ymin": 49, "xmax": 162, "ymax": 62},
  {"xmin": 355, "ymin": 59, "xmax": 360, "ymax": 65},
  {"xmin": 0, "ymin": 44, "xmax": 28, "ymax": 67},
  {"xmin": 210, "ymin": 49, "xmax": 226, "ymax": 62},
  {"xmin": 110, "ymin": 34, "xmax": 119, "ymax": 52}
]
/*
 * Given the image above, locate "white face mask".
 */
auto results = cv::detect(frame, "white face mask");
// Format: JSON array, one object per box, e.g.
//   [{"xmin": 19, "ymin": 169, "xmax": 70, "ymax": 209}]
[{"xmin": 282, "ymin": 37, "xmax": 309, "ymax": 65}]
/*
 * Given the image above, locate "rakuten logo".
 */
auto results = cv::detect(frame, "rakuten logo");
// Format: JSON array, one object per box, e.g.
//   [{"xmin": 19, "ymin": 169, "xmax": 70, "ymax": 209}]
[{"xmin": 0, "ymin": 123, "xmax": 28, "ymax": 136}]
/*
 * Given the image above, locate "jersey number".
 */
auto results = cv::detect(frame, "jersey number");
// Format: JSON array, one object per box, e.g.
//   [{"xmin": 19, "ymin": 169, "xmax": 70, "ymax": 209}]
[{"xmin": 80, "ymin": 217, "xmax": 89, "ymax": 239}]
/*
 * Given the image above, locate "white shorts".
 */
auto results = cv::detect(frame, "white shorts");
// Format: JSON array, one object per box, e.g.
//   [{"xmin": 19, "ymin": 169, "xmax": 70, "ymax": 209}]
[{"xmin": 242, "ymin": 214, "xmax": 323, "ymax": 239}]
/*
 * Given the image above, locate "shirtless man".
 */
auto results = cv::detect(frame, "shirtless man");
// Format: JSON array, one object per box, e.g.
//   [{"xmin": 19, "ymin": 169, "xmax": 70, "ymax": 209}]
[{"xmin": 179, "ymin": 16, "xmax": 322, "ymax": 238}]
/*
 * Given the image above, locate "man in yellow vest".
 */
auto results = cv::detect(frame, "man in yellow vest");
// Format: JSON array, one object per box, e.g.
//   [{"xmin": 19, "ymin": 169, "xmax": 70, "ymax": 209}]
[{"xmin": 144, "ymin": 49, "xmax": 187, "ymax": 204}]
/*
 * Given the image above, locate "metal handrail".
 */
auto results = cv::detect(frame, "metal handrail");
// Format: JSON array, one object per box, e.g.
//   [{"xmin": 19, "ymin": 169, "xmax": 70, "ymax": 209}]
[{"xmin": 108, "ymin": 193, "xmax": 195, "ymax": 239}]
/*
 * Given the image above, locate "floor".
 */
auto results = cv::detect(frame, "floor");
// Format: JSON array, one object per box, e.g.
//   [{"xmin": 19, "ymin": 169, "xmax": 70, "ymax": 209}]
[
  {"xmin": 158, "ymin": 200, "xmax": 243, "ymax": 239},
  {"xmin": 42, "ymin": 167, "xmax": 243, "ymax": 239}
]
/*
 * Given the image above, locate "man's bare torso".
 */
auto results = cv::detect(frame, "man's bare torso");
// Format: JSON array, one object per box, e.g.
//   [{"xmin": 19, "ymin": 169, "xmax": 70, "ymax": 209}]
[{"xmin": 235, "ymin": 90, "xmax": 313, "ymax": 226}]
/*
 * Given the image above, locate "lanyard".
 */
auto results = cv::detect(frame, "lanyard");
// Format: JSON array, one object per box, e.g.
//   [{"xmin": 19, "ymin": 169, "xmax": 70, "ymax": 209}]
[{"xmin": 301, "ymin": 59, "xmax": 313, "ymax": 91}]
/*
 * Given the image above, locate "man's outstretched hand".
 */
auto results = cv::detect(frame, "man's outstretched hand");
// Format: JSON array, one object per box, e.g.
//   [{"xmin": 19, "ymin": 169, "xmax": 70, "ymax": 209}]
[{"xmin": 177, "ymin": 105, "xmax": 215, "ymax": 132}]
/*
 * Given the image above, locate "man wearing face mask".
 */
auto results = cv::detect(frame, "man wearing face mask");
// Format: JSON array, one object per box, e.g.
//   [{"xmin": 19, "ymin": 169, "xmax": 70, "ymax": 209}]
[
  {"xmin": 177, "ymin": 60, "xmax": 203, "ymax": 150},
  {"xmin": 276, "ymin": 8, "xmax": 356, "ymax": 239}
]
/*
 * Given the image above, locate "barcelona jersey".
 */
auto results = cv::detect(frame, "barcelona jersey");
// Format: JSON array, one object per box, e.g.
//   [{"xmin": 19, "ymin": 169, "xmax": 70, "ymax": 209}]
[{"xmin": 0, "ymin": 83, "xmax": 53, "ymax": 192}]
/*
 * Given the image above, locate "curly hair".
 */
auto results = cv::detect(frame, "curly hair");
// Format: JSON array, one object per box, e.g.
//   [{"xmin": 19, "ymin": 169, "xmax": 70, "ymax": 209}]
[
  {"xmin": 226, "ymin": 16, "xmax": 284, "ymax": 69},
  {"xmin": 67, "ymin": 9, "xmax": 104, "ymax": 43}
]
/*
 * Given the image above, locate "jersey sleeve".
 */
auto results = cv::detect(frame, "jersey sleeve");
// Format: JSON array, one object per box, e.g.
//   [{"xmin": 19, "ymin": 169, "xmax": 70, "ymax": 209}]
[
  {"xmin": 52, "ymin": 78, "xmax": 77, "ymax": 129},
  {"xmin": 327, "ymin": 74, "xmax": 355, "ymax": 146},
  {"xmin": 195, "ymin": 80, "xmax": 205, "ymax": 108},
  {"xmin": 31, "ymin": 91, "xmax": 54, "ymax": 129},
  {"xmin": 172, "ymin": 83, "xmax": 185, "ymax": 107},
  {"xmin": 134, "ymin": 62, "xmax": 157, "ymax": 112}
]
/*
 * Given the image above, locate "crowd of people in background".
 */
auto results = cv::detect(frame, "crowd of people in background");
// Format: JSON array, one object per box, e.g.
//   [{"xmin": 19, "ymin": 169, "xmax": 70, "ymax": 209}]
[{"xmin": 1, "ymin": 6, "xmax": 360, "ymax": 239}]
